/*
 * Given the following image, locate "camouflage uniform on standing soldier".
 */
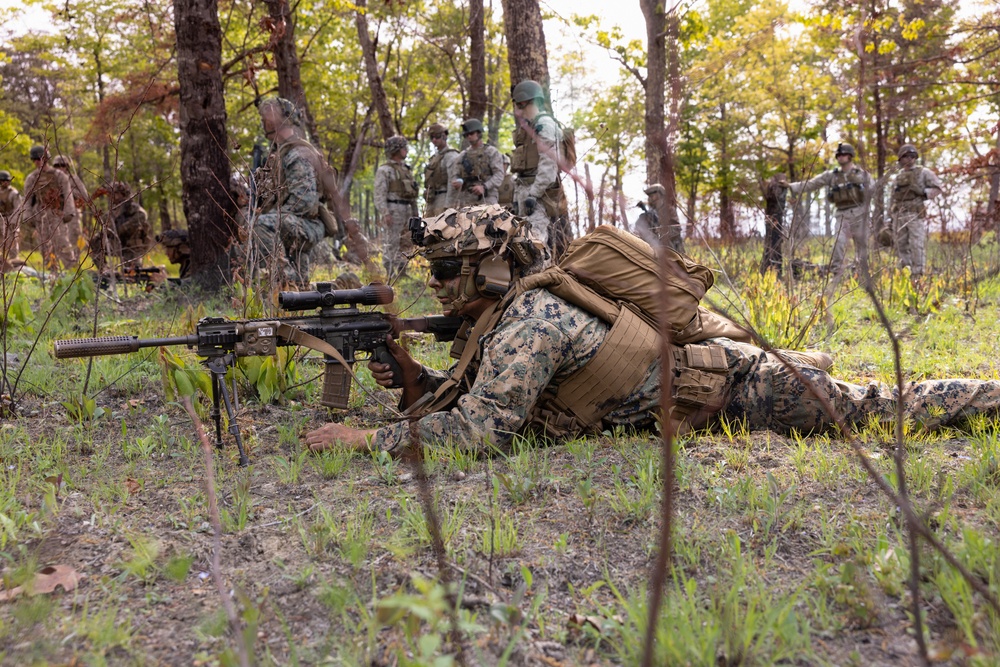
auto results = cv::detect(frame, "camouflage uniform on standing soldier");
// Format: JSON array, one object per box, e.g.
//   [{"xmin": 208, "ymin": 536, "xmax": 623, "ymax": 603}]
[
  {"xmin": 509, "ymin": 80, "xmax": 570, "ymax": 256},
  {"xmin": 374, "ymin": 135, "xmax": 419, "ymax": 278},
  {"xmin": 303, "ymin": 205, "xmax": 1000, "ymax": 457},
  {"xmin": 889, "ymin": 144, "xmax": 943, "ymax": 276},
  {"xmin": 635, "ymin": 183, "xmax": 684, "ymax": 253},
  {"xmin": 422, "ymin": 124, "xmax": 458, "ymax": 218},
  {"xmin": 790, "ymin": 143, "xmax": 872, "ymax": 276},
  {"xmin": 89, "ymin": 181, "xmax": 151, "ymax": 271},
  {"xmin": 0, "ymin": 170, "xmax": 21, "ymax": 271},
  {"xmin": 449, "ymin": 119, "xmax": 504, "ymax": 208},
  {"xmin": 252, "ymin": 97, "xmax": 329, "ymax": 286},
  {"xmin": 52, "ymin": 155, "xmax": 90, "ymax": 256},
  {"xmin": 18, "ymin": 145, "xmax": 77, "ymax": 269}
]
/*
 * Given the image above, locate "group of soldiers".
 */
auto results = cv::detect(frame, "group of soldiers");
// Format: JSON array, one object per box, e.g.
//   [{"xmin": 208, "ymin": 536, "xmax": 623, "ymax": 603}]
[
  {"xmin": 368, "ymin": 79, "xmax": 573, "ymax": 279},
  {"xmin": 785, "ymin": 142, "xmax": 943, "ymax": 278},
  {"xmin": 0, "ymin": 145, "xmax": 154, "ymax": 276}
]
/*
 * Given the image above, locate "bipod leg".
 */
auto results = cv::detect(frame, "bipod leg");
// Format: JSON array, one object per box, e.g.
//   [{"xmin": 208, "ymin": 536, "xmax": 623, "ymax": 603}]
[
  {"xmin": 209, "ymin": 364, "xmax": 224, "ymax": 449},
  {"xmin": 205, "ymin": 356, "xmax": 251, "ymax": 467}
]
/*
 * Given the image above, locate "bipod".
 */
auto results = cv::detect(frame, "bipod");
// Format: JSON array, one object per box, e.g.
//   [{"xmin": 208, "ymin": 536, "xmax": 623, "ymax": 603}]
[{"xmin": 204, "ymin": 354, "xmax": 251, "ymax": 467}]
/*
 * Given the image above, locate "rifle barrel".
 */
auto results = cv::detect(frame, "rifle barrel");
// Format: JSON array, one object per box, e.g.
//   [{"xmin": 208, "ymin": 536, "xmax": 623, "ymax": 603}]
[{"xmin": 54, "ymin": 335, "xmax": 198, "ymax": 359}]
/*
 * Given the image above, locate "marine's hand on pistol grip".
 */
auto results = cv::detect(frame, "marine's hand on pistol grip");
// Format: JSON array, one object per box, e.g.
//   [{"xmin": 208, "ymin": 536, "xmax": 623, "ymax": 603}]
[{"xmin": 368, "ymin": 335, "xmax": 421, "ymax": 390}]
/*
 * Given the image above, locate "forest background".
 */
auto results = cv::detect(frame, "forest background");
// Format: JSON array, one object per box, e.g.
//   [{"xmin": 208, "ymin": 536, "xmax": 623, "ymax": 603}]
[{"xmin": 2, "ymin": 0, "xmax": 999, "ymax": 287}]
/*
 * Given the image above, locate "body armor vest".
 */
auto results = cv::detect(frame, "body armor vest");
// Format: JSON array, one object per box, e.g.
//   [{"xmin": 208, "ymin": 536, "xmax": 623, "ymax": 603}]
[
  {"xmin": 893, "ymin": 167, "xmax": 925, "ymax": 204},
  {"xmin": 827, "ymin": 167, "xmax": 866, "ymax": 209},
  {"xmin": 459, "ymin": 146, "xmax": 494, "ymax": 189},
  {"xmin": 0, "ymin": 188, "xmax": 18, "ymax": 217},
  {"xmin": 387, "ymin": 162, "xmax": 418, "ymax": 200},
  {"xmin": 424, "ymin": 148, "xmax": 456, "ymax": 200},
  {"xmin": 31, "ymin": 170, "xmax": 64, "ymax": 211}
]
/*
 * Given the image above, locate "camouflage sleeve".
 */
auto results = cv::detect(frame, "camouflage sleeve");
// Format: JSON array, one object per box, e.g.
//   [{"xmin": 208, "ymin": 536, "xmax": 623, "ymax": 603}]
[
  {"xmin": 372, "ymin": 312, "xmax": 586, "ymax": 455},
  {"xmin": 373, "ymin": 165, "xmax": 390, "ymax": 216},
  {"xmin": 921, "ymin": 168, "xmax": 943, "ymax": 194},
  {"xmin": 527, "ymin": 116, "xmax": 561, "ymax": 199},
  {"xmin": 59, "ymin": 172, "xmax": 77, "ymax": 221},
  {"xmin": 443, "ymin": 151, "xmax": 460, "ymax": 208},
  {"xmin": 790, "ymin": 170, "xmax": 832, "ymax": 195},
  {"xmin": 482, "ymin": 146, "xmax": 505, "ymax": 195},
  {"xmin": 281, "ymin": 146, "xmax": 320, "ymax": 218}
]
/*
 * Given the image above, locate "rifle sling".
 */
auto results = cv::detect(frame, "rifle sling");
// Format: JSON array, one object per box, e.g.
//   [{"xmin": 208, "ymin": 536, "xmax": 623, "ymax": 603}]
[{"xmin": 276, "ymin": 323, "xmax": 404, "ymax": 418}]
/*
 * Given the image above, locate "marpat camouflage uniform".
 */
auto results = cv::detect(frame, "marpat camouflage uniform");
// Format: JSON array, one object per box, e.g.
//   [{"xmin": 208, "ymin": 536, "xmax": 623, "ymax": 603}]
[
  {"xmin": 423, "ymin": 146, "xmax": 459, "ymax": 218},
  {"xmin": 253, "ymin": 143, "xmax": 326, "ymax": 284},
  {"xmin": 19, "ymin": 165, "xmax": 76, "ymax": 268},
  {"xmin": 374, "ymin": 161, "xmax": 419, "ymax": 277},
  {"xmin": 791, "ymin": 165, "xmax": 873, "ymax": 274},
  {"xmin": 0, "ymin": 180, "xmax": 21, "ymax": 267},
  {"xmin": 449, "ymin": 144, "xmax": 504, "ymax": 208},
  {"xmin": 891, "ymin": 165, "xmax": 943, "ymax": 275},
  {"xmin": 371, "ymin": 288, "xmax": 1000, "ymax": 455},
  {"xmin": 511, "ymin": 114, "xmax": 564, "ymax": 245}
]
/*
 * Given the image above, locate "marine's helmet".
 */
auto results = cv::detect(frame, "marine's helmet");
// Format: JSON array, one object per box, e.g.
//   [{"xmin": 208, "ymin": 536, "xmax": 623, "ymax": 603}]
[
  {"xmin": 461, "ymin": 119, "xmax": 484, "ymax": 136},
  {"xmin": 512, "ymin": 80, "xmax": 545, "ymax": 104},
  {"xmin": 257, "ymin": 97, "xmax": 301, "ymax": 125},
  {"xmin": 108, "ymin": 181, "xmax": 132, "ymax": 197},
  {"xmin": 427, "ymin": 123, "xmax": 449, "ymax": 137},
  {"xmin": 898, "ymin": 144, "xmax": 918, "ymax": 160},
  {"xmin": 835, "ymin": 143, "xmax": 855, "ymax": 158},
  {"xmin": 408, "ymin": 204, "xmax": 545, "ymax": 307},
  {"xmin": 51, "ymin": 155, "xmax": 71, "ymax": 169},
  {"xmin": 0, "ymin": 171, "xmax": 11, "ymax": 182},
  {"xmin": 156, "ymin": 228, "xmax": 189, "ymax": 248},
  {"xmin": 29, "ymin": 145, "xmax": 47, "ymax": 161},
  {"xmin": 384, "ymin": 135, "xmax": 409, "ymax": 158},
  {"xmin": 644, "ymin": 183, "xmax": 666, "ymax": 197}
]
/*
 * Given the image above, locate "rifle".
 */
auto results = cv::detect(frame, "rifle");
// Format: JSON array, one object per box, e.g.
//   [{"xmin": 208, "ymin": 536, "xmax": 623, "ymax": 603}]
[
  {"xmin": 93, "ymin": 266, "xmax": 179, "ymax": 292},
  {"xmin": 54, "ymin": 283, "xmax": 462, "ymax": 466}
]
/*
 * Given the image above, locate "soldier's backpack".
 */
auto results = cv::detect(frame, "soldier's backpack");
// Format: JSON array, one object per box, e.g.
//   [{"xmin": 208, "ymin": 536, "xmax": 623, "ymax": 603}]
[{"xmin": 522, "ymin": 224, "xmax": 747, "ymax": 344}]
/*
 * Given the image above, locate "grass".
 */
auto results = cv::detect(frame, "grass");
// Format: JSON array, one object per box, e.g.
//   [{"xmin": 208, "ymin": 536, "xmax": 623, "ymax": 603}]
[{"xmin": 1, "ymin": 237, "xmax": 1000, "ymax": 664}]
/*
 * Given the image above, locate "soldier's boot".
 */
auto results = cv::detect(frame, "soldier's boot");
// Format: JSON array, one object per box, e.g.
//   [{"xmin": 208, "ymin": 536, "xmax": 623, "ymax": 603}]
[{"xmin": 767, "ymin": 349, "xmax": 834, "ymax": 372}]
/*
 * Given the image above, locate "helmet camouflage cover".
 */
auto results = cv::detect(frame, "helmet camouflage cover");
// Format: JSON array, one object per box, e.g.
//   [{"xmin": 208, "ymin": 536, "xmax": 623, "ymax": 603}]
[
  {"xmin": 412, "ymin": 204, "xmax": 543, "ymax": 267},
  {"xmin": 898, "ymin": 144, "xmax": 918, "ymax": 159},
  {"xmin": 385, "ymin": 135, "xmax": 409, "ymax": 157}
]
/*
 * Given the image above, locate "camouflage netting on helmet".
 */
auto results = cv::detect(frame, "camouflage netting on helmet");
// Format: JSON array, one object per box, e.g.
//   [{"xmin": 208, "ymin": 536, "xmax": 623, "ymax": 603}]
[
  {"xmin": 415, "ymin": 204, "xmax": 544, "ymax": 265},
  {"xmin": 385, "ymin": 135, "xmax": 409, "ymax": 158}
]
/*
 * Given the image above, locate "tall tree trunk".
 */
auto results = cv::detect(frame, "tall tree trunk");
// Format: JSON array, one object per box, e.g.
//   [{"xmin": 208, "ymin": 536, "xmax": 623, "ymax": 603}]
[
  {"xmin": 265, "ymin": 0, "xmax": 320, "ymax": 145},
  {"xmin": 501, "ymin": 0, "xmax": 549, "ymax": 97},
  {"xmin": 355, "ymin": 0, "xmax": 396, "ymax": 140},
  {"xmin": 987, "ymin": 122, "xmax": 1000, "ymax": 228},
  {"xmin": 175, "ymin": 0, "xmax": 235, "ymax": 288},
  {"xmin": 718, "ymin": 102, "xmax": 735, "ymax": 241},
  {"xmin": 468, "ymin": 0, "xmax": 487, "ymax": 120},
  {"xmin": 639, "ymin": 0, "xmax": 665, "ymax": 187}
]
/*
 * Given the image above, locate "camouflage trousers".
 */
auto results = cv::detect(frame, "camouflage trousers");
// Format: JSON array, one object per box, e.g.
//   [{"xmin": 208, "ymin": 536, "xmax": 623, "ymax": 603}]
[
  {"xmin": 513, "ymin": 184, "xmax": 552, "ymax": 245},
  {"xmin": 423, "ymin": 191, "xmax": 450, "ymax": 219},
  {"xmin": 252, "ymin": 211, "xmax": 325, "ymax": 285},
  {"xmin": 380, "ymin": 203, "xmax": 416, "ymax": 279},
  {"xmin": 892, "ymin": 204, "xmax": 927, "ymax": 275},
  {"xmin": 712, "ymin": 339, "xmax": 1000, "ymax": 434},
  {"xmin": 450, "ymin": 188, "xmax": 495, "ymax": 209},
  {"xmin": 22, "ymin": 209, "xmax": 75, "ymax": 268},
  {"xmin": 829, "ymin": 204, "xmax": 868, "ymax": 274}
]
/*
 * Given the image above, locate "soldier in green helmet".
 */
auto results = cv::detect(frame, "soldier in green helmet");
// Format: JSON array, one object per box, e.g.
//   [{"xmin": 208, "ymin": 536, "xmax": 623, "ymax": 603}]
[
  {"xmin": 509, "ymin": 79, "xmax": 568, "ymax": 255},
  {"xmin": 449, "ymin": 119, "xmax": 504, "ymax": 208},
  {"xmin": 790, "ymin": 142, "xmax": 873, "ymax": 276},
  {"xmin": 889, "ymin": 144, "xmax": 943, "ymax": 276},
  {"xmin": 374, "ymin": 135, "xmax": 419, "ymax": 278},
  {"xmin": 19, "ymin": 145, "xmax": 77, "ymax": 269}
]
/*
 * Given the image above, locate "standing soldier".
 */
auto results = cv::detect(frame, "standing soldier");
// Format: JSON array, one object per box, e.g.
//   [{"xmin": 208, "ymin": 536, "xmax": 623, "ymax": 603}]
[
  {"xmin": 509, "ymin": 80, "xmax": 568, "ymax": 253},
  {"xmin": 374, "ymin": 135, "xmax": 419, "ymax": 278},
  {"xmin": 52, "ymin": 155, "xmax": 90, "ymax": 257},
  {"xmin": 0, "ymin": 170, "xmax": 21, "ymax": 270},
  {"xmin": 890, "ymin": 144, "xmax": 943, "ymax": 276},
  {"xmin": 449, "ymin": 119, "xmax": 504, "ymax": 208},
  {"xmin": 790, "ymin": 143, "xmax": 872, "ymax": 276},
  {"xmin": 18, "ymin": 145, "xmax": 77, "ymax": 269},
  {"xmin": 422, "ymin": 124, "xmax": 458, "ymax": 218},
  {"xmin": 252, "ymin": 97, "xmax": 328, "ymax": 287},
  {"xmin": 636, "ymin": 183, "xmax": 685, "ymax": 253}
]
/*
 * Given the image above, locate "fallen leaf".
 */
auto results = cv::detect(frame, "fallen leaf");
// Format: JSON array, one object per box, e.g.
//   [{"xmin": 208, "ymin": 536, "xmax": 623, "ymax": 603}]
[
  {"xmin": 0, "ymin": 564, "xmax": 81, "ymax": 602},
  {"xmin": 45, "ymin": 473, "xmax": 64, "ymax": 496},
  {"xmin": 127, "ymin": 399, "xmax": 144, "ymax": 407},
  {"xmin": 125, "ymin": 478, "xmax": 141, "ymax": 496}
]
